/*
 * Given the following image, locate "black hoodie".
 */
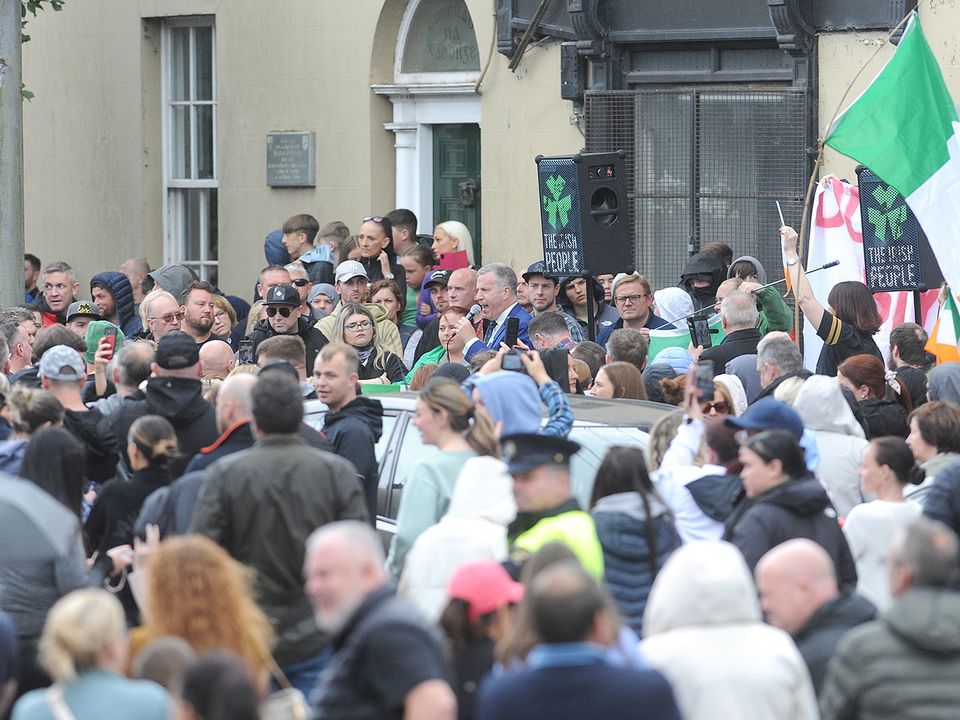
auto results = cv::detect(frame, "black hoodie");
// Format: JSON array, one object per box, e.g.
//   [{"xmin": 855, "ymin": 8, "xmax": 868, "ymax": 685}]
[
  {"xmin": 107, "ymin": 376, "xmax": 218, "ymax": 477},
  {"xmin": 725, "ymin": 475, "xmax": 858, "ymax": 592},
  {"xmin": 322, "ymin": 396, "xmax": 384, "ymax": 521},
  {"xmin": 248, "ymin": 315, "xmax": 329, "ymax": 372},
  {"xmin": 63, "ymin": 408, "xmax": 118, "ymax": 484},
  {"xmin": 679, "ymin": 251, "xmax": 727, "ymax": 315},
  {"xmin": 793, "ymin": 592, "xmax": 876, "ymax": 694}
]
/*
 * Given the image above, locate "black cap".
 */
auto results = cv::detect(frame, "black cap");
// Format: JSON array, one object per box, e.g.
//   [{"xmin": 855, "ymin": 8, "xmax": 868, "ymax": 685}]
[
  {"xmin": 521, "ymin": 260, "xmax": 556, "ymax": 283},
  {"xmin": 264, "ymin": 284, "xmax": 301, "ymax": 306},
  {"xmin": 155, "ymin": 332, "xmax": 200, "ymax": 370},
  {"xmin": 424, "ymin": 270, "xmax": 450, "ymax": 288},
  {"xmin": 501, "ymin": 433, "xmax": 581, "ymax": 475}
]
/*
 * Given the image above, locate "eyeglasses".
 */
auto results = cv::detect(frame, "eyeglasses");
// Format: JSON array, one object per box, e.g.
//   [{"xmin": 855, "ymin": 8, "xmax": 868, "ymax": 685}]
[
  {"xmin": 703, "ymin": 401, "xmax": 730, "ymax": 414},
  {"xmin": 615, "ymin": 294, "xmax": 649, "ymax": 305},
  {"xmin": 266, "ymin": 307, "xmax": 293, "ymax": 318},
  {"xmin": 362, "ymin": 216, "xmax": 386, "ymax": 224},
  {"xmin": 213, "ymin": 310, "xmax": 229, "ymax": 321},
  {"xmin": 149, "ymin": 312, "xmax": 183, "ymax": 324},
  {"xmin": 291, "ymin": 278, "xmax": 310, "ymax": 287},
  {"xmin": 344, "ymin": 320, "xmax": 373, "ymax": 331}
]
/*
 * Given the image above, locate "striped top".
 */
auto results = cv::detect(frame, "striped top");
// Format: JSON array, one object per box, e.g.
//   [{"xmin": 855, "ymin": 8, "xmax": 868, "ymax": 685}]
[{"xmin": 816, "ymin": 310, "xmax": 882, "ymax": 377}]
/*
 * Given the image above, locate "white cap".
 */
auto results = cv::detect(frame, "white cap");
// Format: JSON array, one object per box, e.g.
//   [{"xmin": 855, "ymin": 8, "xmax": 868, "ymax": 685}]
[{"xmin": 335, "ymin": 260, "xmax": 368, "ymax": 284}]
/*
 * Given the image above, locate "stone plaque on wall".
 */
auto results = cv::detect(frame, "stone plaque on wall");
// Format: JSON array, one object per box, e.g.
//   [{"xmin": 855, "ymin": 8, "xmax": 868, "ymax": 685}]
[{"xmin": 266, "ymin": 132, "xmax": 316, "ymax": 187}]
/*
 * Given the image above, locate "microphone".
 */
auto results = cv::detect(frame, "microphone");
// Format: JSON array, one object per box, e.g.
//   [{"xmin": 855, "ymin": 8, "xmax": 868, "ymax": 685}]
[{"xmin": 466, "ymin": 304, "xmax": 482, "ymax": 321}]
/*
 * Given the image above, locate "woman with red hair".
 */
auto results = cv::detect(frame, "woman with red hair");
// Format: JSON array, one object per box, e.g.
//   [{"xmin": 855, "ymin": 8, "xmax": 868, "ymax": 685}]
[{"xmin": 838, "ymin": 354, "xmax": 912, "ymax": 439}]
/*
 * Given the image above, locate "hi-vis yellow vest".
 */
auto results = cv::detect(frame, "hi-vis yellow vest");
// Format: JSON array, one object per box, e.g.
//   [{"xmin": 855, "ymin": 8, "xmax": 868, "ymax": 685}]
[{"xmin": 511, "ymin": 510, "xmax": 604, "ymax": 580}]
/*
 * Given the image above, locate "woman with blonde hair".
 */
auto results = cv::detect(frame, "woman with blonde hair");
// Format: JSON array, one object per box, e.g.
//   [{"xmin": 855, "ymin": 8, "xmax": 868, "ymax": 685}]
[
  {"xmin": 210, "ymin": 295, "xmax": 237, "ymax": 340},
  {"xmin": 11, "ymin": 588, "xmax": 169, "ymax": 720},
  {"xmin": 129, "ymin": 535, "xmax": 274, "ymax": 690},
  {"xmin": 386, "ymin": 377, "xmax": 499, "ymax": 579},
  {"xmin": 432, "ymin": 220, "xmax": 475, "ymax": 267},
  {"xmin": 332, "ymin": 303, "xmax": 407, "ymax": 384},
  {"xmin": 244, "ymin": 300, "xmax": 267, "ymax": 339}
]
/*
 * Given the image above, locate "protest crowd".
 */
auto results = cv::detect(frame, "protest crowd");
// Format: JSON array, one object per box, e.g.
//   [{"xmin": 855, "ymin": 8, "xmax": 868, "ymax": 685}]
[{"xmin": 4, "ymin": 196, "xmax": 960, "ymax": 720}]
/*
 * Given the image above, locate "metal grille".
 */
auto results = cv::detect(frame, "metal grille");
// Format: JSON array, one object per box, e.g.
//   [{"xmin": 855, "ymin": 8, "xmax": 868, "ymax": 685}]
[{"xmin": 585, "ymin": 89, "xmax": 809, "ymax": 292}]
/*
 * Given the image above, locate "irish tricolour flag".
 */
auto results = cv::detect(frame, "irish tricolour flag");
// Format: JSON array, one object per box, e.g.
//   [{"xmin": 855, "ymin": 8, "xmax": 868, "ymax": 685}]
[
  {"xmin": 825, "ymin": 12, "xmax": 960, "ymax": 326},
  {"xmin": 927, "ymin": 291, "xmax": 960, "ymax": 364}
]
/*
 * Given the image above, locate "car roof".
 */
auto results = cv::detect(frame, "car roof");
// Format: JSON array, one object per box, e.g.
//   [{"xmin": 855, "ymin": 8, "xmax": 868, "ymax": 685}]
[{"xmin": 305, "ymin": 392, "xmax": 676, "ymax": 429}]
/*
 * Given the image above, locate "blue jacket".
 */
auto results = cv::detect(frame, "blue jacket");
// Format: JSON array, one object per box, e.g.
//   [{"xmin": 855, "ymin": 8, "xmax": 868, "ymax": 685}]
[
  {"xmin": 923, "ymin": 458, "xmax": 960, "ymax": 538},
  {"xmin": 591, "ymin": 492, "xmax": 681, "ymax": 636},
  {"xmin": 90, "ymin": 271, "xmax": 142, "ymax": 338},
  {"xmin": 464, "ymin": 303, "xmax": 532, "ymax": 360}
]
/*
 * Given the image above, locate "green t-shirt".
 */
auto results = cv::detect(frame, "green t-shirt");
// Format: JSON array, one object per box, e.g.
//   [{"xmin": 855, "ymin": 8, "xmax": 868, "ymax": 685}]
[{"xmin": 402, "ymin": 286, "xmax": 419, "ymax": 327}]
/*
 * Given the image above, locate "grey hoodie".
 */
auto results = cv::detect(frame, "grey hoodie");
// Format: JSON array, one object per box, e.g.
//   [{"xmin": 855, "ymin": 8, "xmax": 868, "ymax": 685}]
[
  {"xmin": 928, "ymin": 363, "xmax": 960, "ymax": 405},
  {"xmin": 728, "ymin": 255, "xmax": 768, "ymax": 285}
]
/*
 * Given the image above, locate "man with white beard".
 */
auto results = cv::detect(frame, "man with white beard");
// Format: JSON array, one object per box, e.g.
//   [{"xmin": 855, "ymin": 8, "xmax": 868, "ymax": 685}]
[{"xmin": 304, "ymin": 521, "xmax": 456, "ymax": 719}]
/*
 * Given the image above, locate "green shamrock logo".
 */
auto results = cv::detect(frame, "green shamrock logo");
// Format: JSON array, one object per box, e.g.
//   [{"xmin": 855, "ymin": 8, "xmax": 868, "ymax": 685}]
[
  {"xmin": 543, "ymin": 174, "xmax": 572, "ymax": 231},
  {"xmin": 867, "ymin": 184, "xmax": 908, "ymax": 243}
]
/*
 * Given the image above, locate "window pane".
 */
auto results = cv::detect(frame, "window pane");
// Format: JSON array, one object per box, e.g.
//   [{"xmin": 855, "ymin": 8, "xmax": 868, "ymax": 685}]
[
  {"xmin": 400, "ymin": 0, "xmax": 480, "ymax": 73},
  {"xmin": 194, "ymin": 26, "xmax": 213, "ymax": 101},
  {"xmin": 170, "ymin": 105, "xmax": 191, "ymax": 179},
  {"xmin": 195, "ymin": 105, "xmax": 215, "ymax": 179},
  {"xmin": 169, "ymin": 27, "xmax": 190, "ymax": 102},
  {"xmin": 185, "ymin": 189, "xmax": 202, "ymax": 262},
  {"xmin": 207, "ymin": 189, "xmax": 219, "ymax": 261}
]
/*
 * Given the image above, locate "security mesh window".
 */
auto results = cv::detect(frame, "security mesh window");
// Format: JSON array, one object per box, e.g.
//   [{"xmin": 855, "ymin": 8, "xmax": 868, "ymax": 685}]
[{"xmin": 585, "ymin": 89, "xmax": 808, "ymax": 293}]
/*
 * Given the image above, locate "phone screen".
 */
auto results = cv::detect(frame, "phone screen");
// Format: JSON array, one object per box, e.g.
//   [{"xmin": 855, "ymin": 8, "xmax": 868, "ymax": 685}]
[
  {"xmin": 688, "ymin": 318, "xmax": 712, "ymax": 349},
  {"xmin": 102, "ymin": 326, "xmax": 118, "ymax": 359},
  {"xmin": 504, "ymin": 317, "xmax": 520, "ymax": 348},
  {"xmin": 695, "ymin": 360, "xmax": 714, "ymax": 398}
]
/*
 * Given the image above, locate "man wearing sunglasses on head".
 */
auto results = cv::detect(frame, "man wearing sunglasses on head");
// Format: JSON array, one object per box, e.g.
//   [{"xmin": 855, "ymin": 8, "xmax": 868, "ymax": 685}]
[{"xmin": 249, "ymin": 284, "xmax": 328, "ymax": 371}]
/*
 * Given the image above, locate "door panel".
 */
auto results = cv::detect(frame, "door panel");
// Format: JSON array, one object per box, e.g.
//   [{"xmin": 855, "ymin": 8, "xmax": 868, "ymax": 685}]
[{"xmin": 433, "ymin": 123, "xmax": 481, "ymax": 264}]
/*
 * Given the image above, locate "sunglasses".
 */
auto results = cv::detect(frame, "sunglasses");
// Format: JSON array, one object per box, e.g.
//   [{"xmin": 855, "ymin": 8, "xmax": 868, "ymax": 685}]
[
  {"xmin": 150, "ymin": 312, "xmax": 183, "ymax": 324},
  {"xmin": 291, "ymin": 278, "xmax": 310, "ymax": 287},
  {"xmin": 703, "ymin": 401, "xmax": 730, "ymax": 414},
  {"xmin": 266, "ymin": 307, "xmax": 294, "ymax": 318},
  {"xmin": 362, "ymin": 216, "xmax": 386, "ymax": 224}
]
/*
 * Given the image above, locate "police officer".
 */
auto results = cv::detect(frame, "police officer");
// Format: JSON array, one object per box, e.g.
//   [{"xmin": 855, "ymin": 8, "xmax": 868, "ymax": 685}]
[{"xmin": 502, "ymin": 433, "xmax": 604, "ymax": 579}]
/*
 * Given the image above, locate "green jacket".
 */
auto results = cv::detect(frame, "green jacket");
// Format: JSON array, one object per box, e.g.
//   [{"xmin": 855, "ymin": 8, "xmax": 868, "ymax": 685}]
[
  {"xmin": 820, "ymin": 588, "xmax": 960, "ymax": 720},
  {"xmin": 757, "ymin": 286, "xmax": 792, "ymax": 335}
]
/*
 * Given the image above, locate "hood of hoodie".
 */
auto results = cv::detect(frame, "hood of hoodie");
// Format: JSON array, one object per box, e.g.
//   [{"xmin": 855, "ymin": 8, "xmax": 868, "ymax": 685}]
[
  {"xmin": 928, "ymin": 363, "xmax": 960, "ymax": 405},
  {"xmin": 332, "ymin": 301, "xmax": 389, "ymax": 324},
  {"xmin": 473, "ymin": 371, "xmax": 542, "ymax": 436},
  {"xmin": 90, "ymin": 271, "xmax": 135, "ymax": 328},
  {"xmin": 144, "ymin": 376, "xmax": 210, "ymax": 426},
  {"xmin": 253, "ymin": 315, "xmax": 322, "ymax": 342},
  {"xmin": 652, "ymin": 287, "xmax": 694, "ymax": 324},
  {"xmin": 793, "ymin": 375, "xmax": 865, "ymax": 438},
  {"xmin": 445, "ymin": 456, "xmax": 517, "ymax": 524},
  {"xmin": 323, "ymin": 396, "xmax": 384, "ymax": 442},
  {"xmin": 592, "ymin": 491, "xmax": 667, "ymax": 521},
  {"xmin": 921, "ymin": 452, "xmax": 960, "ymax": 479},
  {"xmin": 756, "ymin": 475, "xmax": 831, "ymax": 516},
  {"xmin": 557, "ymin": 276, "xmax": 607, "ymax": 312},
  {"xmin": 679, "ymin": 252, "xmax": 726, "ymax": 312},
  {"xmin": 884, "ymin": 588, "xmax": 960, "ymax": 655},
  {"xmin": 0, "ymin": 439, "xmax": 27, "ymax": 473},
  {"xmin": 299, "ymin": 245, "xmax": 333, "ymax": 265},
  {"xmin": 727, "ymin": 255, "xmax": 768, "ymax": 285},
  {"xmin": 796, "ymin": 593, "xmax": 876, "ymax": 642},
  {"xmin": 643, "ymin": 540, "xmax": 761, "ymax": 636},
  {"xmin": 149, "ymin": 265, "xmax": 196, "ymax": 302},
  {"xmin": 859, "ymin": 398, "xmax": 909, "ymax": 437}
]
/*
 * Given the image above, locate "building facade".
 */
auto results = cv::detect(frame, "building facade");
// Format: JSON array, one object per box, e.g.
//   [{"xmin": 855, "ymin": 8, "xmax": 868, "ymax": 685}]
[{"xmin": 19, "ymin": 0, "xmax": 960, "ymax": 296}]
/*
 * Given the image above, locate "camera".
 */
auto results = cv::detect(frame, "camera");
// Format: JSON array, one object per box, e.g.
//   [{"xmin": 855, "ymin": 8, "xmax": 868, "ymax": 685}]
[{"xmin": 501, "ymin": 350, "xmax": 527, "ymax": 374}]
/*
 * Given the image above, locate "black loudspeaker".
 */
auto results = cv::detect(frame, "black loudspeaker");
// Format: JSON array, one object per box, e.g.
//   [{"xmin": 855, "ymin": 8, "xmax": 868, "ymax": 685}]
[{"xmin": 535, "ymin": 150, "xmax": 633, "ymax": 277}]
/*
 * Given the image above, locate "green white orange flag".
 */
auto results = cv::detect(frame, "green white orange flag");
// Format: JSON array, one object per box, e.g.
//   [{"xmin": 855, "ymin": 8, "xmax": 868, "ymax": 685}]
[
  {"xmin": 926, "ymin": 289, "xmax": 960, "ymax": 364},
  {"xmin": 824, "ymin": 12, "xmax": 960, "ymax": 301}
]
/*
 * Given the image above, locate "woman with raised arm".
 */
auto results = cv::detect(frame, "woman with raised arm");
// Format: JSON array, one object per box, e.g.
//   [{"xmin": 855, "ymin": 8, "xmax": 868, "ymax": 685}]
[{"xmin": 781, "ymin": 225, "xmax": 882, "ymax": 376}]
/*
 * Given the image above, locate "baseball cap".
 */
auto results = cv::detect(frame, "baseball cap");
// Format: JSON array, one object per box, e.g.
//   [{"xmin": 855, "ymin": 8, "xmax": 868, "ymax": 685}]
[
  {"xmin": 264, "ymin": 284, "xmax": 301, "ymax": 306},
  {"xmin": 335, "ymin": 261, "xmax": 368, "ymax": 284},
  {"xmin": 155, "ymin": 332, "xmax": 200, "ymax": 370},
  {"xmin": 724, "ymin": 397, "xmax": 804, "ymax": 441},
  {"xmin": 521, "ymin": 260, "xmax": 555, "ymax": 283},
  {"xmin": 66, "ymin": 301, "xmax": 101, "ymax": 323},
  {"xmin": 610, "ymin": 271, "xmax": 646, "ymax": 299},
  {"xmin": 39, "ymin": 345, "xmax": 86, "ymax": 381},
  {"xmin": 447, "ymin": 560, "xmax": 524, "ymax": 622},
  {"xmin": 423, "ymin": 269, "xmax": 450, "ymax": 288}
]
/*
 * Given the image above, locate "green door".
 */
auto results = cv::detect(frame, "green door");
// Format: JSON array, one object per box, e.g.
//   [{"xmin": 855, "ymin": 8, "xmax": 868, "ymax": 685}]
[{"xmin": 433, "ymin": 124, "xmax": 481, "ymax": 264}]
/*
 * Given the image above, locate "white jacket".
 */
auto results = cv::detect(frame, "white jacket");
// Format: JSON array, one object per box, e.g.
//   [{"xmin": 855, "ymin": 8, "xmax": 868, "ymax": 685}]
[
  {"xmin": 398, "ymin": 456, "xmax": 517, "ymax": 621},
  {"xmin": 792, "ymin": 375, "xmax": 868, "ymax": 517},
  {"xmin": 641, "ymin": 541, "xmax": 818, "ymax": 720}
]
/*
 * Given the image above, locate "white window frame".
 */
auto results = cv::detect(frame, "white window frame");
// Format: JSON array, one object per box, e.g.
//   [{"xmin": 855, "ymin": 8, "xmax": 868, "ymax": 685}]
[{"xmin": 161, "ymin": 16, "xmax": 218, "ymax": 281}]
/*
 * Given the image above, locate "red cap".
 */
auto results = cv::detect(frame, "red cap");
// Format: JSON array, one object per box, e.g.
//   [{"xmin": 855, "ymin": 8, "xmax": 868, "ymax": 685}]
[{"xmin": 447, "ymin": 560, "xmax": 524, "ymax": 622}]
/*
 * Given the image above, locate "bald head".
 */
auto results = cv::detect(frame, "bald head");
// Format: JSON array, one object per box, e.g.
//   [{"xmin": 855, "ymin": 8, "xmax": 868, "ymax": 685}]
[
  {"xmin": 448, "ymin": 268, "xmax": 479, "ymax": 310},
  {"xmin": 215, "ymin": 373, "xmax": 256, "ymax": 432},
  {"xmin": 199, "ymin": 340, "xmax": 235, "ymax": 380},
  {"xmin": 756, "ymin": 539, "xmax": 839, "ymax": 636}
]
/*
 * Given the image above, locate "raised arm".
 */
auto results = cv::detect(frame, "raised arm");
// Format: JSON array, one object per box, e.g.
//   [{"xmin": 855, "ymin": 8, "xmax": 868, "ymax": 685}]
[{"xmin": 781, "ymin": 225, "xmax": 825, "ymax": 331}]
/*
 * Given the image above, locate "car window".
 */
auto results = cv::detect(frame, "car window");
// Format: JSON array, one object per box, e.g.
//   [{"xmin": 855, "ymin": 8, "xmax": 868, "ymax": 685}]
[
  {"xmin": 568, "ymin": 425, "xmax": 649, "ymax": 507},
  {"xmin": 392, "ymin": 418, "xmax": 432, "ymax": 489},
  {"xmin": 302, "ymin": 406, "xmax": 397, "ymax": 467}
]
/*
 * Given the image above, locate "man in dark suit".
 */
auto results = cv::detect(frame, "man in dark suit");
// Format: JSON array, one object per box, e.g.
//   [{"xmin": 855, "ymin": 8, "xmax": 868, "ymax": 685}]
[
  {"xmin": 456, "ymin": 263, "xmax": 532, "ymax": 360},
  {"xmin": 477, "ymin": 560, "xmax": 682, "ymax": 720},
  {"xmin": 699, "ymin": 290, "xmax": 761, "ymax": 373}
]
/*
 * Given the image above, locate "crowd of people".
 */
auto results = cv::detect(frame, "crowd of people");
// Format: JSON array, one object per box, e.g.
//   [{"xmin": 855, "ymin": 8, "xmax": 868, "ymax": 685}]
[{"xmin": 2, "ymin": 205, "xmax": 960, "ymax": 720}]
